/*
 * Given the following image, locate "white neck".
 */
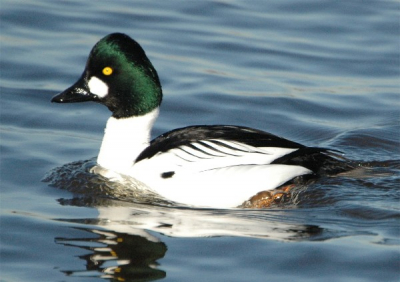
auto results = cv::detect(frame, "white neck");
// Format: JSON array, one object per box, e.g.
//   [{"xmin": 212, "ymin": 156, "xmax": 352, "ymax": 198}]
[{"xmin": 97, "ymin": 108, "xmax": 159, "ymax": 174}]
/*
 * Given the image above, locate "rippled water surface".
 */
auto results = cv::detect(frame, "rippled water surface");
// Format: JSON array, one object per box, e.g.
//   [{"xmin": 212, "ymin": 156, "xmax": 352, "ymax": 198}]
[{"xmin": 1, "ymin": 1, "xmax": 399, "ymax": 281}]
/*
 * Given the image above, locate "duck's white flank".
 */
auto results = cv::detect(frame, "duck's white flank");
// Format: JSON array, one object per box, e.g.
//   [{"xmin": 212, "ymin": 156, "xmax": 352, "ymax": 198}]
[
  {"xmin": 145, "ymin": 164, "xmax": 311, "ymax": 208},
  {"xmin": 126, "ymin": 140, "xmax": 311, "ymax": 207},
  {"xmin": 97, "ymin": 108, "xmax": 159, "ymax": 174}
]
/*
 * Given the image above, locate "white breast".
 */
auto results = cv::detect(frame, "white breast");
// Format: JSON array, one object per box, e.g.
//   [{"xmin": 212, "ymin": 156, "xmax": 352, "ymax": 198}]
[{"xmin": 97, "ymin": 109, "xmax": 159, "ymax": 174}]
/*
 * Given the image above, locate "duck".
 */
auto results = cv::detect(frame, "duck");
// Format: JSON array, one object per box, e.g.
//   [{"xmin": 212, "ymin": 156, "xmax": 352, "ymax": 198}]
[{"xmin": 51, "ymin": 33, "xmax": 353, "ymax": 208}]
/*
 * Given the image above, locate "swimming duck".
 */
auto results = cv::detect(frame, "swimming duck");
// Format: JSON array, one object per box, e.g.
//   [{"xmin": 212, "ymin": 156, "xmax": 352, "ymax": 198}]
[{"xmin": 52, "ymin": 33, "xmax": 352, "ymax": 208}]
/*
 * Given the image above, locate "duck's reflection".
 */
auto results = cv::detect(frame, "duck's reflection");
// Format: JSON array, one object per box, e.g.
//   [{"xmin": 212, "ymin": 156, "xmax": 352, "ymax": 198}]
[
  {"xmin": 56, "ymin": 226, "xmax": 167, "ymax": 281},
  {"xmin": 56, "ymin": 197, "xmax": 322, "ymax": 281}
]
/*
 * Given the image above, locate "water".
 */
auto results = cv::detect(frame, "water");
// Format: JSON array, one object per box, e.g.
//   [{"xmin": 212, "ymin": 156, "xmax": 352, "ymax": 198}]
[{"xmin": 1, "ymin": 0, "xmax": 399, "ymax": 281}]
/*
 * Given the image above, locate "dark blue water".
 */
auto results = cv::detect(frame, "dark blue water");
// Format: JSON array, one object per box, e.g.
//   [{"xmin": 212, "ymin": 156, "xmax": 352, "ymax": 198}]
[{"xmin": 1, "ymin": 1, "xmax": 399, "ymax": 281}]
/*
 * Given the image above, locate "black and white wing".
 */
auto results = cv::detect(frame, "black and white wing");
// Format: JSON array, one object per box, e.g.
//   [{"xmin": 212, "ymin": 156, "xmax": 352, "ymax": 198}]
[{"xmin": 129, "ymin": 125, "xmax": 351, "ymax": 207}]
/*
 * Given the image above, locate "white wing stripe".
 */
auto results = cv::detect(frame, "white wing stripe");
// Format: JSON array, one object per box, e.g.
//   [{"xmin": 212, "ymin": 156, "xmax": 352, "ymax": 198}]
[
  {"xmin": 200, "ymin": 140, "xmax": 249, "ymax": 156},
  {"xmin": 159, "ymin": 141, "xmax": 299, "ymax": 166},
  {"xmin": 210, "ymin": 139, "xmax": 259, "ymax": 153},
  {"xmin": 179, "ymin": 145, "xmax": 215, "ymax": 159},
  {"xmin": 192, "ymin": 141, "xmax": 241, "ymax": 157},
  {"xmin": 187, "ymin": 143, "xmax": 226, "ymax": 157}
]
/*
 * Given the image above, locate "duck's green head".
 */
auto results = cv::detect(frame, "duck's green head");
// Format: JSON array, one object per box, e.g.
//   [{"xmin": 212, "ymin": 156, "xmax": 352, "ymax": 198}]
[{"xmin": 52, "ymin": 33, "xmax": 162, "ymax": 118}]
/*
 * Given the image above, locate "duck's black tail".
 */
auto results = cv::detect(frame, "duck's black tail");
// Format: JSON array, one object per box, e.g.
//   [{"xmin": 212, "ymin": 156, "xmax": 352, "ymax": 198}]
[{"xmin": 272, "ymin": 147, "xmax": 356, "ymax": 177}]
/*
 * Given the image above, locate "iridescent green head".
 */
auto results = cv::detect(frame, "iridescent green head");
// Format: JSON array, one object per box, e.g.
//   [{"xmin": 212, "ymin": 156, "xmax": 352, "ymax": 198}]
[{"xmin": 52, "ymin": 33, "xmax": 162, "ymax": 118}]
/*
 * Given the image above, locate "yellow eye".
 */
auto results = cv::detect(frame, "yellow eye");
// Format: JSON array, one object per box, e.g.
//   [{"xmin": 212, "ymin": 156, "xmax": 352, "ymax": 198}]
[{"xmin": 102, "ymin": 67, "xmax": 113, "ymax": 76}]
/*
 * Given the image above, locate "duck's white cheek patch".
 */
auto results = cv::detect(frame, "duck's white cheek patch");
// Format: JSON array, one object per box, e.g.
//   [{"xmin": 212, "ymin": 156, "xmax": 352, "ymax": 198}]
[{"xmin": 88, "ymin": 76, "xmax": 109, "ymax": 98}]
